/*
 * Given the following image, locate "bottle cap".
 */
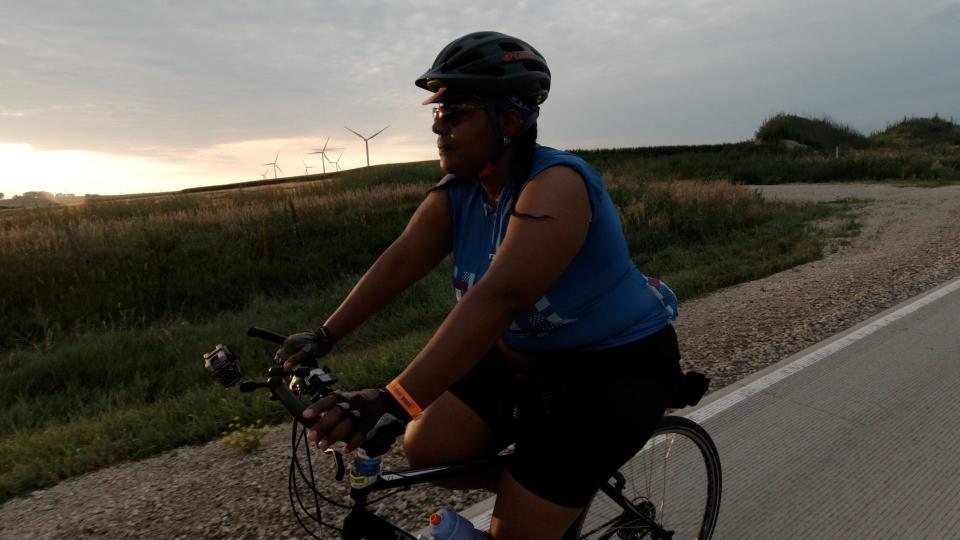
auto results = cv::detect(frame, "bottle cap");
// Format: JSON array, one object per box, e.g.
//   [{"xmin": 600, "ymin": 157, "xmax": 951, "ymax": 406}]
[{"xmin": 429, "ymin": 512, "xmax": 442, "ymax": 526}]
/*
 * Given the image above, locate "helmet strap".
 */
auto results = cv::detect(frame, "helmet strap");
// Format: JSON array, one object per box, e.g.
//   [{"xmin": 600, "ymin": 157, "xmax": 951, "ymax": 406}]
[
  {"xmin": 483, "ymin": 100, "xmax": 505, "ymax": 173},
  {"xmin": 517, "ymin": 109, "xmax": 539, "ymax": 137}
]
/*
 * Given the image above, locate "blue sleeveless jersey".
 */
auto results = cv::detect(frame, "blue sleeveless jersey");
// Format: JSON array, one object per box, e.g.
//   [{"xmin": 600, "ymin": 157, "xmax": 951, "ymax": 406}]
[{"xmin": 446, "ymin": 145, "xmax": 678, "ymax": 351}]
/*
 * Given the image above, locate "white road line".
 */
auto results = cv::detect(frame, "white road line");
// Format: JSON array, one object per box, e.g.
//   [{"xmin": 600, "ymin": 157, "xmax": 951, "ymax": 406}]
[{"xmin": 686, "ymin": 277, "xmax": 960, "ymax": 425}]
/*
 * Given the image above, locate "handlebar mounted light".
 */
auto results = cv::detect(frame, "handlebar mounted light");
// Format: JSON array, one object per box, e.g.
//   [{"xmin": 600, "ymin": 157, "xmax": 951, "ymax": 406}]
[{"xmin": 203, "ymin": 344, "xmax": 242, "ymax": 387}]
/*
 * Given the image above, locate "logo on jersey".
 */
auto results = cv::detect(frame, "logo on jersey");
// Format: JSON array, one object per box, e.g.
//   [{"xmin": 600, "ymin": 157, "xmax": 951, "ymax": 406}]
[
  {"xmin": 452, "ymin": 267, "xmax": 477, "ymax": 301},
  {"xmin": 508, "ymin": 295, "xmax": 577, "ymax": 337}
]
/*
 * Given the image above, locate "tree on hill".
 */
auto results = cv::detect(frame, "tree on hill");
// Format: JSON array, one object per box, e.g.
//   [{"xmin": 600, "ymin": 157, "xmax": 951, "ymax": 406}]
[
  {"xmin": 870, "ymin": 115, "xmax": 960, "ymax": 148},
  {"xmin": 22, "ymin": 191, "xmax": 54, "ymax": 200},
  {"xmin": 755, "ymin": 113, "xmax": 869, "ymax": 151}
]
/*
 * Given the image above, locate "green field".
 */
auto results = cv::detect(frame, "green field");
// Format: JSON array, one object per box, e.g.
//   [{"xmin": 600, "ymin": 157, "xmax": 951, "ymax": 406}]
[{"xmin": 2, "ymin": 113, "xmax": 954, "ymax": 502}]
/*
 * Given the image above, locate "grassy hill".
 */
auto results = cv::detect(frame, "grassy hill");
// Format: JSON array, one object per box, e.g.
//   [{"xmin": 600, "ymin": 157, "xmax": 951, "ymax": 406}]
[
  {"xmin": 755, "ymin": 113, "xmax": 870, "ymax": 150},
  {"xmin": 870, "ymin": 115, "xmax": 960, "ymax": 148},
  {"xmin": 1, "ymin": 111, "xmax": 955, "ymax": 500},
  {"xmin": 0, "ymin": 146, "xmax": 857, "ymax": 501},
  {"xmin": 576, "ymin": 114, "xmax": 960, "ymax": 184}
]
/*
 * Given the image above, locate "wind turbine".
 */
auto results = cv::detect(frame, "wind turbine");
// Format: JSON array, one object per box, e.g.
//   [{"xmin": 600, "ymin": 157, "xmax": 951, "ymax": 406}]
[
  {"xmin": 303, "ymin": 160, "xmax": 314, "ymax": 175},
  {"xmin": 308, "ymin": 136, "xmax": 331, "ymax": 174},
  {"xmin": 263, "ymin": 151, "xmax": 283, "ymax": 179},
  {"xmin": 344, "ymin": 125, "xmax": 388, "ymax": 167},
  {"xmin": 324, "ymin": 150, "xmax": 344, "ymax": 172},
  {"xmin": 260, "ymin": 169, "xmax": 269, "ymax": 179}
]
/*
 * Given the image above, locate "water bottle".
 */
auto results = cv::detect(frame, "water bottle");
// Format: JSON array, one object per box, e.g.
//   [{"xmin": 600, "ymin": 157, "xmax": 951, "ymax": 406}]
[
  {"xmin": 424, "ymin": 508, "xmax": 490, "ymax": 539},
  {"xmin": 348, "ymin": 448, "xmax": 382, "ymax": 489}
]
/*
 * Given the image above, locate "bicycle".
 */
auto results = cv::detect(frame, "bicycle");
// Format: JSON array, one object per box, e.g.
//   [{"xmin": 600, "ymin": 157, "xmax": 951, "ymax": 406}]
[{"xmin": 203, "ymin": 327, "xmax": 722, "ymax": 539}]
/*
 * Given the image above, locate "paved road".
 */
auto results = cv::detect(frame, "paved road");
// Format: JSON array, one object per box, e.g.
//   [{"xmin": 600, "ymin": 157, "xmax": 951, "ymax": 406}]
[
  {"xmin": 460, "ymin": 277, "xmax": 960, "ymax": 539},
  {"xmin": 698, "ymin": 277, "xmax": 960, "ymax": 539}
]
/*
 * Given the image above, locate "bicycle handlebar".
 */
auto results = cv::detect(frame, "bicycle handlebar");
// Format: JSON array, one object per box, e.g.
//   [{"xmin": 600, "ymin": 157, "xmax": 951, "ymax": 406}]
[
  {"xmin": 273, "ymin": 383, "xmax": 316, "ymax": 428},
  {"xmin": 205, "ymin": 326, "xmax": 405, "ymax": 458},
  {"xmin": 247, "ymin": 326, "xmax": 286, "ymax": 345},
  {"xmin": 203, "ymin": 326, "xmax": 413, "ymax": 538}
]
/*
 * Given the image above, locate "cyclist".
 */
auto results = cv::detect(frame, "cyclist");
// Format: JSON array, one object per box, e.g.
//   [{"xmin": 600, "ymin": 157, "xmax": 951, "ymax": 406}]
[{"xmin": 277, "ymin": 31, "xmax": 686, "ymax": 539}]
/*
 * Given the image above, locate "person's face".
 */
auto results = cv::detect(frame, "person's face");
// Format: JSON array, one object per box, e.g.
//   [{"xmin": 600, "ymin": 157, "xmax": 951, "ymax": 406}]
[{"xmin": 432, "ymin": 98, "xmax": 497, "ymax": 177}]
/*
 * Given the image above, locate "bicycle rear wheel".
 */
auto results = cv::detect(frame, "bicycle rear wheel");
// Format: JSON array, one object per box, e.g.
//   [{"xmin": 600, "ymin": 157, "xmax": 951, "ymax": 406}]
[{"xmin": 574, "ymin": 416, "xmax": 721, "ymax": 540}]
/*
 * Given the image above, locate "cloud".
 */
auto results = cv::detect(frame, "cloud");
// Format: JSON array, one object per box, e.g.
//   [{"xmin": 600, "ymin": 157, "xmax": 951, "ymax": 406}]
[
  {"xmin": 1, "ymin": 109, "xmax": 30, "ymax": 118},
  {"xmin": 2, "ymin": 0, "xmax": 958, "ymax": 194}
]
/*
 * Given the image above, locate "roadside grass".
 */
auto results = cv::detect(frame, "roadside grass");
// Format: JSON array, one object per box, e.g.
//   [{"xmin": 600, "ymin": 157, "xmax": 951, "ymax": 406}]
[
  {"xmin": 0, "ymin": 269, "xmax": 449, "ymax": 502},
  {"xmin": 0, "ymin": 177, "xmax": 436, "ymax": 350},
  {"xmin": 889, "ymin": 178, "xmax": 960, "ymax": 188},
  {"xmin": 0, "ymin": 162, "xmax": 855, "ymax": 502},
  {"xmin": 611, "ymin": 179, "xmax": 838, "ymax": 297},
  {"xmin": 6, "ymin": 126, "xmax": 958, "ymax": 351}
]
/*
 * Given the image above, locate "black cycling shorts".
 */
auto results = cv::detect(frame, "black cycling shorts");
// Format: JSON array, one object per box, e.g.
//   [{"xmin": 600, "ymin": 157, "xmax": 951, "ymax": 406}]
[{"xmin": 448, "ymin": 324, "xmax": 684, "ymax": 508}]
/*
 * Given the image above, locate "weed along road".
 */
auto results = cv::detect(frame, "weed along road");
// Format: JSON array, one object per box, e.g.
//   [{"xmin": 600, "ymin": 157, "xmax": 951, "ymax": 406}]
[{"xmin": 686, "ymin": 277, "xmax": 960, "ymax": 538}]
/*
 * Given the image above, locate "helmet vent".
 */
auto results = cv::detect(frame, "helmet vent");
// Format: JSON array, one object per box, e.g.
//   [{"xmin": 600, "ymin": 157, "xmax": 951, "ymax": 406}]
[
  {"xmin": 445, "ymin": 50, "xmax": 483, "ymax": 71},
  {"xmin": 417, "ymin": 32, "xmax": 551, "ymax": 105},
  {"xmin": 522, "ymin": 61, "xmax": 547, "ymax": 73},
  {"xmin": 441, "ymin": 45, "xmax": 463, "ymax": 62},
  {"xmin": 477, "ymin": 66, "xmax": 506, "ymax": 76}
]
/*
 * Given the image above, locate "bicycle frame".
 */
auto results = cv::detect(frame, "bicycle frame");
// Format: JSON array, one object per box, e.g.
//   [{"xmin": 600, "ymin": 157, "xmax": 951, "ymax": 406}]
[
  {"xmin": 214, "ymin": 328, "xmax": 709, "ymax": 540},
  {"xmin": 335, "ymin": 454, "xmax": 510, "ymax": 539},
  {"xmin": 326, "ymin": 455, "xmax": 667, "ymax": 540},
  {"xmin": 300, "ymin": 441, "xmax": 677, "ymax": 540},
  {"xmin": 580, "ymin": 473, "xmax": 671, "ymax": 540}
]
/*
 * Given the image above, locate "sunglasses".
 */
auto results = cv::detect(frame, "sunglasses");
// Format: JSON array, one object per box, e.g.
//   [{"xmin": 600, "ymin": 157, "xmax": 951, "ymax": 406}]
[{"xmin": 432, "ymin": 103, "xmax": 486, "ymax": 123}]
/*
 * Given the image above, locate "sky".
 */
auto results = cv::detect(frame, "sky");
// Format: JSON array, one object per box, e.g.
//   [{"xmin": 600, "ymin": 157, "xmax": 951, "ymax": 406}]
[{"xmin": 1, "ymin": 0, "xmax": 958, "ymax": 197}]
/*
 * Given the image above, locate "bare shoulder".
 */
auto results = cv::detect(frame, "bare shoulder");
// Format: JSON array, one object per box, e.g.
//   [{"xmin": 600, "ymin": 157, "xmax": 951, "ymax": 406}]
[
  {"xmin": 400, "ymin": 179, "xmax": 451, "ymax": 246},
  {"xmin": 514, "ymin": 165, "xmax": 591, "ymax": 219},
  {"xmin": 414, "ymin": 183, "xmax": 450, "ymax": 222},
  {"xmin": 434, "ymin": 173, "xmax": 455, "ymax": 188}
]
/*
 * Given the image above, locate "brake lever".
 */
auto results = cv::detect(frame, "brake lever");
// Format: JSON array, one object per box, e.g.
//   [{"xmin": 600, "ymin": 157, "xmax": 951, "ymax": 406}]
[
  {"xmin": 236, "ymin": 333, "xmax": 350, "ymax": 478},
  {"xmin": 332, "ymin": 450, "xmax": 346, "ymax": 481},
  {"xmin": 247, "ymin": 326, "xmax": 286, "ymax": 344}
]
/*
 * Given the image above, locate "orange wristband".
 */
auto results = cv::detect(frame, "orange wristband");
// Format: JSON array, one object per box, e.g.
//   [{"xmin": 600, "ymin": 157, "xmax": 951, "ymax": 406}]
[{"xmin": 386, "ymin": 379, "xmax": 423, "ymax": 419}]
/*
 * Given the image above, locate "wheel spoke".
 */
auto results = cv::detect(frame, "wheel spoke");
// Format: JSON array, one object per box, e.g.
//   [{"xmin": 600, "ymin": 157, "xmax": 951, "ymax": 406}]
[{"xmin": 574, "ymin": 417, "xmax": 721, "ymax": 540}]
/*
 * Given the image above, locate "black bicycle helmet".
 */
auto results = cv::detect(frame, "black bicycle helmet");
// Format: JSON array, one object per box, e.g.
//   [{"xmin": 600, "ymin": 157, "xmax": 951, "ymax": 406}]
[{"xmin": 416, "ymin": 31, "xmax": 551, "ymax": 106}]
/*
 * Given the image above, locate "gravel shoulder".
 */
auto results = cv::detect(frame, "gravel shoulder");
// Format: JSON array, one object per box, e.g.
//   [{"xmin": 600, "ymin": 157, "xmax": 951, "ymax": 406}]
[{"xmin": 3, "ymin": 183, "xmax": 960, "ymax": 539}]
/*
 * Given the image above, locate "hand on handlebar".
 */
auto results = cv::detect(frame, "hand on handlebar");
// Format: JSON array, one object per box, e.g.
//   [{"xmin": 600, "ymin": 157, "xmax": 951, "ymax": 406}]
[
  {"xmin": 304, "ymin": 388, "xmax": 409, "ymax": 453},
  {"xmin": 274, "ymin": 327, "xmax": 334, "ymax": 370}
]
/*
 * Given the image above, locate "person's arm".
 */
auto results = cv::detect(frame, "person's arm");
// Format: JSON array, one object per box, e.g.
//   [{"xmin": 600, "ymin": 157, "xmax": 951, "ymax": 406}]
[
  {"xmin": 305, "ymin": 166, "xmax": 591, "ymax": 450},
  {"xmin": 394, "ymin": 166, "xmax": 591, "ymax": 409},
  {"xmin": 322, "ymin": 188, "xmax": 453, "ymax": 343}
]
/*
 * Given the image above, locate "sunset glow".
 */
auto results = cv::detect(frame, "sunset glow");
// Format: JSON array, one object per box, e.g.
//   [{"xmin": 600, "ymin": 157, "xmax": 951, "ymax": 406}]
[
  {"xmin": 1, "ymin": 143, "xmax": 203, "ymax": 197},
  {"xmin": 0, "ymin": 137, "xmax": 438, "ymax": 198}
]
